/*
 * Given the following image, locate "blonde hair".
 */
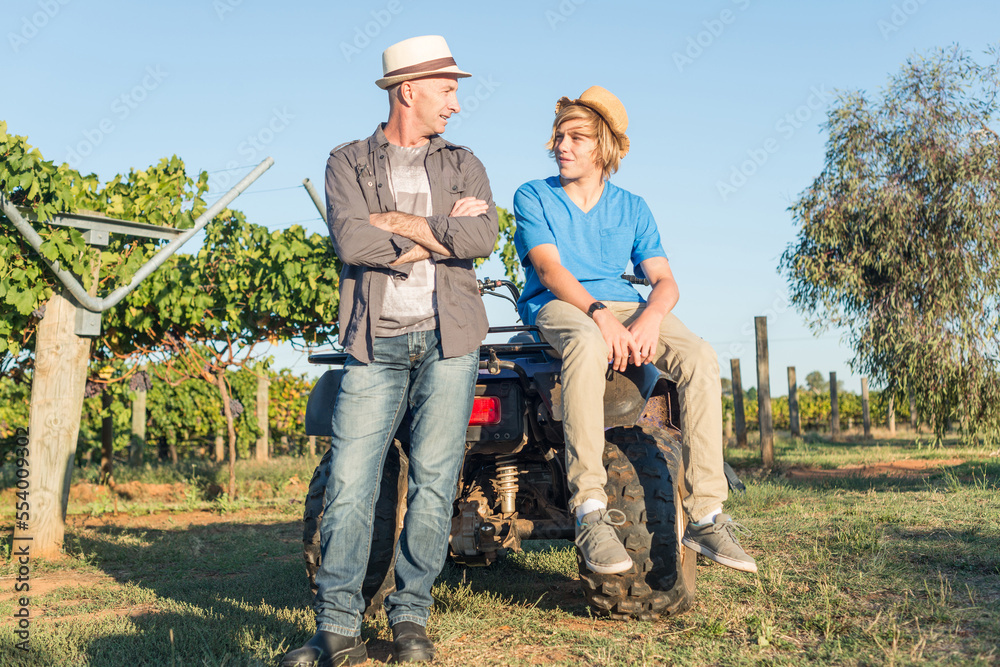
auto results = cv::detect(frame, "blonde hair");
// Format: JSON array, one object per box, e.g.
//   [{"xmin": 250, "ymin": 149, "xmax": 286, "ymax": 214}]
[{"xmin": 546, "ymin": 105, "xmax": 622, "ymax": 180}]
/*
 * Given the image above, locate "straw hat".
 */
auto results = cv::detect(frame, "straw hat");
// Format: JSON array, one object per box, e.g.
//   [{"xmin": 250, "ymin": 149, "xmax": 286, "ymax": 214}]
[
  {"xmin": 555, "ymin": 86, "xmax": 630, "ymax": 158},
  {"xmin": 376, "ymin": 35, "xmax": 471, "ymax": 90}
]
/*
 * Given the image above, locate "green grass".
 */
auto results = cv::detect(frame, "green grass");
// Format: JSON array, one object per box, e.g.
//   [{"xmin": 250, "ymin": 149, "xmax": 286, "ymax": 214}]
[{"xmin": 2, "ymin": 435, "xmax": 999, "ymax": 665}]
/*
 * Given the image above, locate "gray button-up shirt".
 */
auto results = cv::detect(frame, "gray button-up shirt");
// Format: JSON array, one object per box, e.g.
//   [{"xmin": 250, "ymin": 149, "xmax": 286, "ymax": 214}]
[{"xmin": 325, "ymin": 124, "xmax": 499, "ymax": 363}]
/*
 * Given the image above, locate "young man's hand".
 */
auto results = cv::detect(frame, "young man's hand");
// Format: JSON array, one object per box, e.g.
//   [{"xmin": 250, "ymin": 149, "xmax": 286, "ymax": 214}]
[
  {"xmin": 627, "ymin": 310, "xmax": 665, "ymax": 365},
  {"xmin": 627, "ymin": 257, "xmax": 680, "ymax": 363},
  {"xmin": 593, "ymin": 309, "xmax": 642, "ymax": 372},
  {"xmin": 449, "ymin": 197, "xmax": 489, "ymax": 217}
]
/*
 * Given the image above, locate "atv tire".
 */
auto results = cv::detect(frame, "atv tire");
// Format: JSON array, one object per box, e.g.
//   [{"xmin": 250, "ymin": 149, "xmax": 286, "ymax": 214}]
[
  {"xmin": 577, "ymin": 426, "xmax": 697, "ymax": 620},
  {"xmin": 303, "ymin": 440, "xmax": 408, "ymax": 617}
]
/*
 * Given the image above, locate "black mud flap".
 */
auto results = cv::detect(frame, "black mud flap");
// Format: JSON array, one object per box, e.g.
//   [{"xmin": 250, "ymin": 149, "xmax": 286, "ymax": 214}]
[{"xmin": 723, "ymin": 462, "xmax": 746, "ymax": 493}]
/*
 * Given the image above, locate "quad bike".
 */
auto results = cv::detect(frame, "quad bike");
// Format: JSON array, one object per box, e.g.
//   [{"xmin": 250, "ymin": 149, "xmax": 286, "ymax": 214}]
[{"xmin": 301, "ymin": 278, "xmax": 697, "ymax": 621}]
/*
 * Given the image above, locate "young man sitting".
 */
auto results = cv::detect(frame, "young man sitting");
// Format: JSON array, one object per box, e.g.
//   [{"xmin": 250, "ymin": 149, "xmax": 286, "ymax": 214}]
[{"xmin": 512, "ymin": 86, "xmax": 756, "ymax": 576}]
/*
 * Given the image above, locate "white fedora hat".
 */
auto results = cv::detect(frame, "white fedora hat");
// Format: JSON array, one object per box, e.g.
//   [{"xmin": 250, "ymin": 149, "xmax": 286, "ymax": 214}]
[{"xmin": 376, "ymin": 35, "xmax": 471, "ymax": 90}]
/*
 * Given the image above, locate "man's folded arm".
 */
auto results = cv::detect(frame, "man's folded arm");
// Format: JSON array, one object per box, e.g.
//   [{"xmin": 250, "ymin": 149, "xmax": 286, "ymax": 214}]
[
  {"xmin": 423, "ymin": 153, "xmax": 500, "ymax": 261},
  {"xmin": 325, "ymin": 152, "xmax": 417, "ymax": 268}
]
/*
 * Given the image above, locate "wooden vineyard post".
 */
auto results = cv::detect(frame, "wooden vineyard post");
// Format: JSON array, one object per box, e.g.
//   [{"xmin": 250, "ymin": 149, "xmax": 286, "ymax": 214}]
[
  {"xmin": 130, "ymin": 385, "xmax": 147, "ymax": 466},
  {"xmin": 861, "ymin": 377, "xmax": 871, "ymax": 439},
  {"xmin": 788, "ymin": 366, "xmax": 800, "ymax": 437},
  {"xmin": 13, "ymin": 292, "xmax": 92, "ymax": 558},
  {"xmin": 100, "ymin": 388, "xmax": 115, "ymax": 485},
  {"xmin": 730, "ymin": 359, "xmax": 747, "ymax": 448},
  {"xmin": 218, "ymin": 371, "xmax": 238, "ymax": 499},
  {"xmin": 830, "ymin": 372, "xmax": 840, "ymax": 440},
  {"xmin": 256, "ymin": 374, "xmax": 270, "ymax": 462},
  {"xmin": 755, "ymin": 317, "xmax": 774, "ymax": 468},
  {"xmin": 888, "ymin": 395, "xmax": 896, "ymax": 436}
]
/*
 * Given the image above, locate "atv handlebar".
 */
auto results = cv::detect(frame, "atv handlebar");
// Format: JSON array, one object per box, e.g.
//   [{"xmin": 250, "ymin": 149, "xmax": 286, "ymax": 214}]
[
  {"xmin": 477, "ymin": 277, "xmax": 520, "ymax": 304},
  {"xmin": 621, "ymin": 273, "xmax": 651, "ymax": 287}
]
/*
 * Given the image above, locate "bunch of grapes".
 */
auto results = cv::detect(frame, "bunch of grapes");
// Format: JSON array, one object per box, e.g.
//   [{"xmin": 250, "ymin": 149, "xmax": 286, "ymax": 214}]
[
  {"xmin": 129, "ymin": 370, "xmax": 152, "ymax": 392},
  {"xmin": 222, "ymin": 398, "xmax": 244, "ymax": 419}
]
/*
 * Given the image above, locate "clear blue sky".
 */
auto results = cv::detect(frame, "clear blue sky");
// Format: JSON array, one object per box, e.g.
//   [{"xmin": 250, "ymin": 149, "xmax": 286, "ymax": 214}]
[{"xmin": 4, "ymin": 0, "xmax": 997, "ymax": 391}]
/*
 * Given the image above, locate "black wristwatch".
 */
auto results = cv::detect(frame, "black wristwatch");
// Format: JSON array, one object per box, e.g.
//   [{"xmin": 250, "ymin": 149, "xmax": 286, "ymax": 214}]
[{"xmin": 587, "ymin": 301, "xmax": 607, "ymax": 318}]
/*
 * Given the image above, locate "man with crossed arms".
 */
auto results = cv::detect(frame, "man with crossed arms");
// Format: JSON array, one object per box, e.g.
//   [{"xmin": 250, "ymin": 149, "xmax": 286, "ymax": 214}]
[{"xmin": 282, "ymin": 35, "xmax": 498, "ymax": 667}]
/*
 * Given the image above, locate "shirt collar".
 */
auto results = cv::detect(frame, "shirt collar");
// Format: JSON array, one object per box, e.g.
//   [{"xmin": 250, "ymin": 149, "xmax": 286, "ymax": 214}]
[{"xmin": 372, "ymin": 123, "xmax": 447, "ymax": 155}]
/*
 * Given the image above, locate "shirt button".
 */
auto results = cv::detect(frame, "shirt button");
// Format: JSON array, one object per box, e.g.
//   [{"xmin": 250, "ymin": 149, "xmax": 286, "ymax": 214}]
[
  {"xmin": 452, "ymin": 185, "xmax": 458, "ymax": 191},
  {"xmin": 367, "ymin": 181, "xmax": 373, "ymax": 187}
]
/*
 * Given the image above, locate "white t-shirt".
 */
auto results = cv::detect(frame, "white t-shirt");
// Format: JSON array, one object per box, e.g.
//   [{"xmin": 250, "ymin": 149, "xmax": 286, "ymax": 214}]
[{"xmin": 375, "ymin": 142, "xmax": 438, "ymax": 336}]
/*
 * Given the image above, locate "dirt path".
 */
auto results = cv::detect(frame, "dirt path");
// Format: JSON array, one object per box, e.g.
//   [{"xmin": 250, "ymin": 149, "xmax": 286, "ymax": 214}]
[{"xmin": 786, "ymin": 457, "xmax": 965, "ymax": 480}]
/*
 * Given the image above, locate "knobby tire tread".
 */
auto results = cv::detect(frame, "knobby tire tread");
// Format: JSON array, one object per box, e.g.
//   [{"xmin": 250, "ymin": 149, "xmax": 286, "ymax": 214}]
[
  {"xmin": 577, "ymin": 426, "xmax": 697, "ymax": 620},
  {"xmin": 302, "ymin": 441, "xmax": 407, "ymax": 617}
]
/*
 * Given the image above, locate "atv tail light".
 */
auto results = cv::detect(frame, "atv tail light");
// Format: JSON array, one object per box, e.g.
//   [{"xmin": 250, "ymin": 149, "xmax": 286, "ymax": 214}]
[{"xmin": 469, "ymin": 396, "xmax": 501, "ymax": 425}]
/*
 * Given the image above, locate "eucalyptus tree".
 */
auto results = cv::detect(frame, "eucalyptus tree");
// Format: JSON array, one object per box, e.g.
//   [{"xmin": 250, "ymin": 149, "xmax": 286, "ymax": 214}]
[{"xmin": 780, "ymin": 46, "xmax": 1000, "ymax": 438}]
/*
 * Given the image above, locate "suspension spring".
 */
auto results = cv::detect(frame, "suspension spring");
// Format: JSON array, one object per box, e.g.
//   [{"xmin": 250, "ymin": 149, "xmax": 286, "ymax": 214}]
[{"xmin": 495, "ymin": 453, "xmax": 519, "ymax": 515}]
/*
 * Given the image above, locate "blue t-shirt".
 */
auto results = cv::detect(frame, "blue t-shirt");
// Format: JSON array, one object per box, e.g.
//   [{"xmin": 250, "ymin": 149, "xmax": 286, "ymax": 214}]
[{"xmin": 513, "ymin": 177, "xmax": 667, "ymax": 324}]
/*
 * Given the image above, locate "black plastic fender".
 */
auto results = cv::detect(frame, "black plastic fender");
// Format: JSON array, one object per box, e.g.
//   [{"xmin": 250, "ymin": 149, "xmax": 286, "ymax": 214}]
[
  {"xmin": 304, "ymin": 369, "xmax": 343, "ymax": 437},
  {"xmin": 535, "ymin": 363, "xmax": 679, "ymax": 431}
]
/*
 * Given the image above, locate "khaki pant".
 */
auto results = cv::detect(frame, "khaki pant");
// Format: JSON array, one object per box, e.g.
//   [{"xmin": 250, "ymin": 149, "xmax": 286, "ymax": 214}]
[{"xmin": 535, "ymin": 300, "xmax": 727, "ymax": 522}]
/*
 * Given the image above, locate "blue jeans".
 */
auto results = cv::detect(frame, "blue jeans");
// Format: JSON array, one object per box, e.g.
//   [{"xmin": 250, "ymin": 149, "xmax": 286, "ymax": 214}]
[{"xmin": 314, "ymin": 329, "xmax": 478, "ymax": 636}]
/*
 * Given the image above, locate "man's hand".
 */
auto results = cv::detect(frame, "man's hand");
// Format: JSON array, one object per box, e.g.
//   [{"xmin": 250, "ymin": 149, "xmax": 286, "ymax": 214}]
[
  {"xmin": 627, "ymin": 309, "xmax": 665, "ymax": 365},
  {"xmin": 627, "ymin": 256, "xmax": 679, "ymax": 364},
  {"xmin": 449, "ymin": 197, "xmax": 489, "ymax": 217},
  {"xmin": 392, "ymin": 244, "xmax": 432, "ymax": 265},
  {"xmin": 593, "ymin": 309, "xmax": 641, "ymax": 372},
  {"xmin": 527, "ymin": 243, "xmax": 645, "ymax": 371}
]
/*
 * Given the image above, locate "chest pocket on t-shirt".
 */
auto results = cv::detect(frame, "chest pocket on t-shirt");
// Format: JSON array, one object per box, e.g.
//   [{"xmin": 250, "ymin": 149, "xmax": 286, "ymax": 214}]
[{"xmin": 599, "ymin": 225, "xmax": 632, "ymax": 270}]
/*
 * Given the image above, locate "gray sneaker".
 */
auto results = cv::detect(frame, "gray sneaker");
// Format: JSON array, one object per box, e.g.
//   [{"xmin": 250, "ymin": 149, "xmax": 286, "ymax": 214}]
[
  {"xmin": 682, "ymin": 514, "xmax": 757, "ymax": 573},
  {"xmin": 575, "ymin": 508, "xmax": 633, "ymax": 574}
]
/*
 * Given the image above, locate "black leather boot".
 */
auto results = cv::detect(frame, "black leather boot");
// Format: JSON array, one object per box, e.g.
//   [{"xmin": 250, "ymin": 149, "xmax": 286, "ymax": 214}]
[
  {"xmin": 279, "ymin": 631, "xmax": 367, "ymax": 667},
  {"xmin": 391, "ymin": 621, "xmax": 435, "ymax": 663}
]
